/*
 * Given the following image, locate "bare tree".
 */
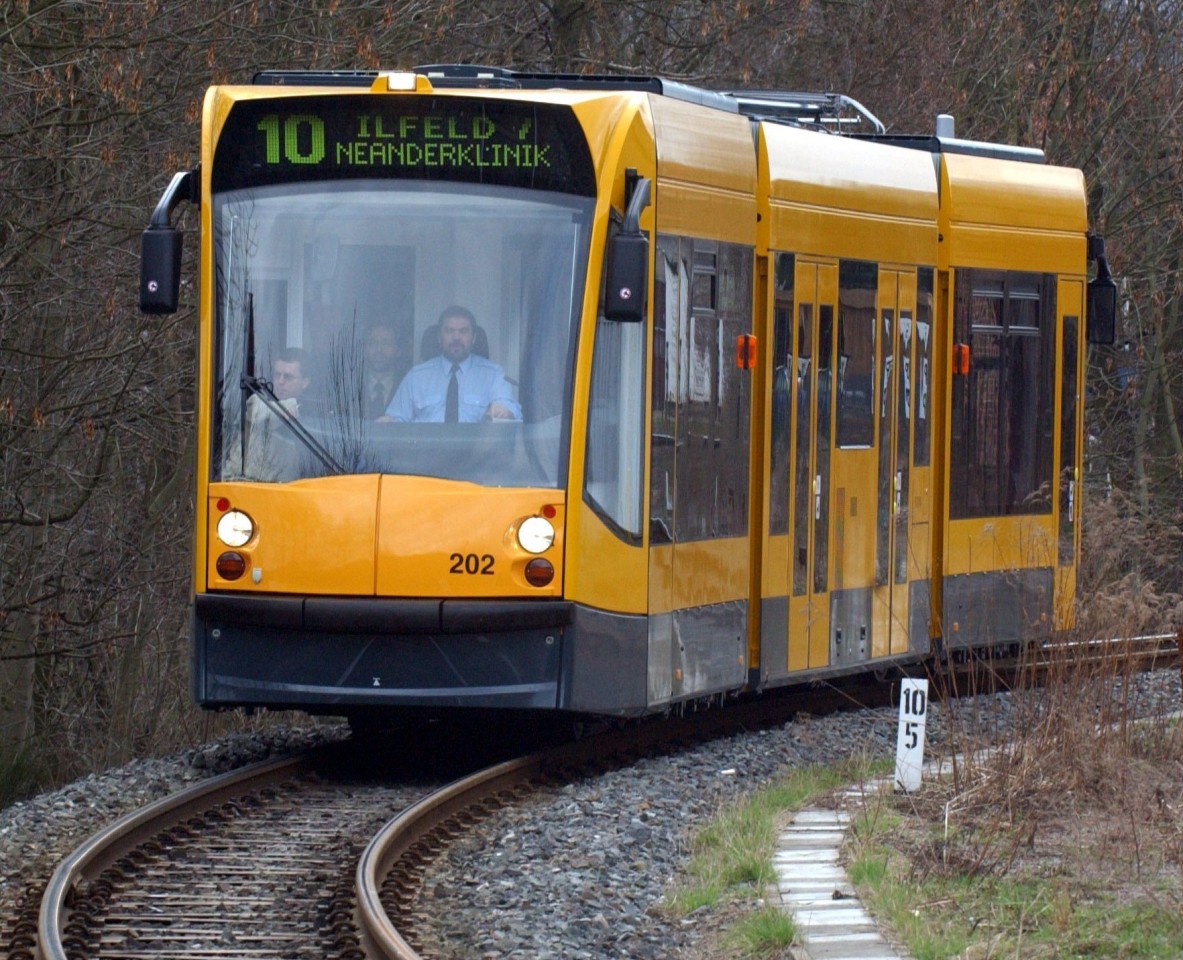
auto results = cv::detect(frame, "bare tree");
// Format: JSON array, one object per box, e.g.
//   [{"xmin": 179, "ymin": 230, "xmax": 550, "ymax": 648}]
[{"xmin": 3, "ymin": 0, "xmax": 1182, "ymax": 800}]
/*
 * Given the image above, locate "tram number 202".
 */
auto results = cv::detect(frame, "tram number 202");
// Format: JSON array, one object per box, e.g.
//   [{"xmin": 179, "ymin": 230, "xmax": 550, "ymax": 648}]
[{"xmin": 449, "ymin": 553, "xmax": 495, "ymax": 575}]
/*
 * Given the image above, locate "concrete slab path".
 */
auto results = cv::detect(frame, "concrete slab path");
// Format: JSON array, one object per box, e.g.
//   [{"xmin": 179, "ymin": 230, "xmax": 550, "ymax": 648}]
[{"xmin": 772, "ymin": 787, "xmax": 909, "ymax": 960}]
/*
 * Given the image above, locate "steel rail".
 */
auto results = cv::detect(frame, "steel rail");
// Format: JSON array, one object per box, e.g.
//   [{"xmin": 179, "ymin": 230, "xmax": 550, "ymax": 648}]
[
  {"xmin": 351, "ymin": 701, "xmax": 813, "ymax": 960},
  {"xmin": 36, "ymin": 753, "xmax": 311, "ymax": 960},
  {"xmin": 355, "ymin": 748, "xmax": 576, "ymax": 960},
  {"xmin": 1033, "ymin": 633, "xmax": 1179, "ymax": 672},
  {"xmin": 354, "ymin": 721, "xmax": 686, "ymax": 960},
  {"xmin": 352, "ymin": 637, "xmax": 1183, "ymax": 959},
  {"xmin": 1042, "ymin": 632, "xmax": 1177, "ymax": 651}
]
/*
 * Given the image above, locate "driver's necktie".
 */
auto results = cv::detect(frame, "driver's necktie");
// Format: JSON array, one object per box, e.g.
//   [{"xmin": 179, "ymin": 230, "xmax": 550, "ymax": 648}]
[{"xmin": 445, "ymin": 363, "xmax": 459, "ymax": 422}]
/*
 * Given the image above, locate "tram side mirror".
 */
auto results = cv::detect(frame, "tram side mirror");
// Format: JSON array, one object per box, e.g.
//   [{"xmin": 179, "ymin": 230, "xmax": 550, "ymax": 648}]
[
  {"xmin": 1086, "ymin": 234, "xmax": 1117, "ymax": 345},
  {"xmin": 604, "ymin": 232, "xmax": 648, "ymax": 322},
  {"xmin": 139, "ymin": 168, "xmax": 197, "ymax": 316},
  {"xmin": 140, "ymin": 227, "xmax": 183, "ymax": 315},
  {"xmin": 1087, "ymin": 275, "xmax": 1117, "ymax": 345},
  {"xmin": 604, "ymin": 175, "xmax": 652, "ymax": 323}
]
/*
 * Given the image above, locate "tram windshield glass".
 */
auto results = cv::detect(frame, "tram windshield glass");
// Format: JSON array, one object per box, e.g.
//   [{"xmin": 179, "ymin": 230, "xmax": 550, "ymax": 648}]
[{"xmin": 212, "ymin": 179, "xmax": 592, "ymax": 488}]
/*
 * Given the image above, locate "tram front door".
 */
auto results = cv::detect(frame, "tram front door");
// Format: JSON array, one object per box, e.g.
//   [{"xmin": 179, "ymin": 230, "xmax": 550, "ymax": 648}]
[
  {"xmin": 871, "ymin": 268, "xmax": 931, "ymax": 657},
  {"xmin": 787, "ymin": 260, "xmax": 836, "ymax": 671}
]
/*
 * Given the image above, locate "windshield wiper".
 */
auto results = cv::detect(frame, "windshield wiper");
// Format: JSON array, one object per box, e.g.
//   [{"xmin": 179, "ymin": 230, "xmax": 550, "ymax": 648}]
[{"xmin": 240, "ymin": 293, "xmax": 343, "ymax": 475}]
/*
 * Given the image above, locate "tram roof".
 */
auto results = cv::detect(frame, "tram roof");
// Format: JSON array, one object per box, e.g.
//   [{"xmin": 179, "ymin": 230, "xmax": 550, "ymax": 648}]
[
  {"xmin": 251, "ymin": 65, "xmax": 1046, "ymax": 164},
  {"xmin": 253, "ymin": 66, "xmax": 883, "ymax": 133}
]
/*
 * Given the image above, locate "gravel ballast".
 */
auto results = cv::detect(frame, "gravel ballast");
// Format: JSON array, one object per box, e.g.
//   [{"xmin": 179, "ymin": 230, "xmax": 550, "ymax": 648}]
[{"xmin": 3, "ymin": 669, "xmax": 1179, "ymax": 958}]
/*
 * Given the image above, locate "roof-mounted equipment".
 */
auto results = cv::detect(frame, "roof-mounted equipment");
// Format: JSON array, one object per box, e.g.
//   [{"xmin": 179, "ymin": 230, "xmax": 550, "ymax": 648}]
[{"xmin": 724, "ymin": 90, "xmax": 886, "ymax": 135}]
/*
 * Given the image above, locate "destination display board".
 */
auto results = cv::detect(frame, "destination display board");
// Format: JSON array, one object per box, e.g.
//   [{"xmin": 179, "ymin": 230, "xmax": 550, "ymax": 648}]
[{"xmin": 212, "ymin": 95, "xmax": 596, "ymax": 196}]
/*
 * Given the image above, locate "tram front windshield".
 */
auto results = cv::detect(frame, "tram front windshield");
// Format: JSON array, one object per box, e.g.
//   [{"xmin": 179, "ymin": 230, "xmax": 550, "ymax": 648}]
[{"xmin": 212, "ymin": 181, "xmax": 592, "ymax": 488}]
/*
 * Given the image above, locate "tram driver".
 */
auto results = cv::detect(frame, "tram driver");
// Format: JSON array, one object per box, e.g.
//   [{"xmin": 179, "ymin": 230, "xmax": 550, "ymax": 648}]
[{"xmin": 380, "ymin": 306, "xmax": 521, "ymax": 423}]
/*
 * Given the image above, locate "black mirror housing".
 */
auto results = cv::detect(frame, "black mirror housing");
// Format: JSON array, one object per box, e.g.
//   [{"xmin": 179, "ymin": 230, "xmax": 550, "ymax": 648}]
[
  {"xmin": 1086, "ymin": 233, "xmax": 1117, "ymax": 345},
  {"xmin": 139, "ymin": 168, "xmax": 197, "ymax": 315},
  {"xmin": 140, "ymin": 227, "xmax": 183, "ymax": 314},
  {"xmin": 1087, "ymin": 275, "xmax": 1117, "ymax": 345},
  {"xmin": 604, "ymin": 232, "xmax": 648, "ymax": 322}
]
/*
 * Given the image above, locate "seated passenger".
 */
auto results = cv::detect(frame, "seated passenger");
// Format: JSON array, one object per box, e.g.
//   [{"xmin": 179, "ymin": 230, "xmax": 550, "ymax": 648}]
[
  {"xmin": 382, "ymin": 306, "xmax": 521, "ymax": 422},
  {"xmin": 362, "ymin": 323, "xmax": 403, "ymax": 419},
  {"xmin": 267, "ymin": 348, "xmax": 312, "ymax": 413},
  {"xmin": 227, "ymin": 348, "xmax": 312, "ymax": 481}
]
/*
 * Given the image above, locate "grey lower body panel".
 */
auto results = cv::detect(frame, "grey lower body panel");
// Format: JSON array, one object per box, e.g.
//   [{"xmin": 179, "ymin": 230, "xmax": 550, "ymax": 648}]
[
  {"xmin": 831, "ymin": 588, "xmax": 872, "ymax": 665},
  {"xmin": 193, "ymin": 593, "xmax": 663, "ymax": 716},
  {"xmin": 194, "ymin": 618, "xmax": 564, "ymax": 712},
  {"xmin": 941, "ymin": 568, "xmax": 1053, "ymax": 649},
  {"xmin": 759, "ymin": 595, "xmax": 789, "ymax": 681},
  {"xmin": 909, "ymin": 579, "xmax": 931, "ymax": 655},
  {"xmin": 762, "ymin": 583, "xmax": 932, "ymax": 679},
  {"xmin": 192, "ymin": 593, "xmax": 750, "ymax": 718},
  {"xmin": 560, "ymin": 605, "xmax": 649, "ymax": 715},
  {"xmin": 645, "ymin": 600, "xmax": 747, "ymax": 708}
]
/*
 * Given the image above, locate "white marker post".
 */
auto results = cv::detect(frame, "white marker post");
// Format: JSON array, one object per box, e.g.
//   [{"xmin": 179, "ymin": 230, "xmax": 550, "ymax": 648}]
[{"xmin": 894, "ymin": 678, "xmax": 929, "ymax": 792}]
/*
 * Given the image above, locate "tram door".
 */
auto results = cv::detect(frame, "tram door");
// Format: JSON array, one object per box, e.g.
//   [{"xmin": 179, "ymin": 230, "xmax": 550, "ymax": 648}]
[
  {"xmin": 787, "ymin": 260, "xmax": 837, "ymax": 671},
  {"xmin": 871, "ymin": 269, "xmax": 922, "ymax": 656},
  {"xmin": 1055, "ymin": 279, "xmax": 1084, "ymax": 630}
]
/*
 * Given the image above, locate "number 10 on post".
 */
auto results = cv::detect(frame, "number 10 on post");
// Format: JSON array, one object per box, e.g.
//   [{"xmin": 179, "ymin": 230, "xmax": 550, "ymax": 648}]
[{"xmin": 895, "ymin": 678, "xmax": 929, "ymax": 792}]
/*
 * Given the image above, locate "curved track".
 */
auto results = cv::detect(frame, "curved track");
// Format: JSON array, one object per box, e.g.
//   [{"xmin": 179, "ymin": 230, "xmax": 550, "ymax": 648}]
[
  {"xmin": 34, "ymin": 749, "xmax": 435, "ymax": 960},
  {"xmin": 30, "ymin": 633, "xmax": 1179, "ymax": 960}
]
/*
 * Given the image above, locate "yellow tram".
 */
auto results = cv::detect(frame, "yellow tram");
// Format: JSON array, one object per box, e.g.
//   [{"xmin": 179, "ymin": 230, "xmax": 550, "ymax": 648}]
[{"xmin": 140, "ymin": 66, "xmax": 1116, "ymax": 718}]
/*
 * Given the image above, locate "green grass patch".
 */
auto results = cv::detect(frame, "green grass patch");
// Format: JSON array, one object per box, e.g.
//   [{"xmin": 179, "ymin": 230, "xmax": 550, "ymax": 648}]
[
  {"xmin": 664, "ymin": 755, "xmax": 885, "ymax": 956},
  {"xmin": 726, "ymin": 906, "xmax": 797, "ymax": 956},
  {"xmin": 847, "ymin": 803, "xmax": 1183, "ymax": 959}
]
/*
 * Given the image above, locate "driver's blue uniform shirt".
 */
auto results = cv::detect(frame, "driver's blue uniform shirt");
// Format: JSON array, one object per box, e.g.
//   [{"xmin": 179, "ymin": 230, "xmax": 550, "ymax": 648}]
[{"xmin": 385, "ymin": 354, "xmax": 521, "ymax": 422}]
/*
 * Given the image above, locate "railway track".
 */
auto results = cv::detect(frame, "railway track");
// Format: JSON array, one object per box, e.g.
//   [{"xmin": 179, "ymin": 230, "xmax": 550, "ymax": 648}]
[
  {"xmin": 936, "ymin": 631, "xmax": 1181, "ymax": 696},
  {"xmin": 22, "ymin": 633, "xmax": 1179, "ymax": 960},
  {"xmin": 30, "ymin": 748, "xmax": 437, "ymax": 960},
  {"xmin": 27, "ymin": 697, "xmax": 819, "ymax": 960}
]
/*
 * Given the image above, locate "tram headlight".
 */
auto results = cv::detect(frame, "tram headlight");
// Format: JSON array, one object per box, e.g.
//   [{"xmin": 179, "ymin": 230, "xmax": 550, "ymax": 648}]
[
  {"xmin": 216, "ymin": 509, "xmax": 254, "ymax": 548},
  {"xmin": 517, "ymin": 516, "xmax": 555, "ymax": 554}
]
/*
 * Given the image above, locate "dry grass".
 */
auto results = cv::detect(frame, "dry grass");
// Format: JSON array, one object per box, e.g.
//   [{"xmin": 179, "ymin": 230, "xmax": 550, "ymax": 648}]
[{"xmin": 849, "ymin": 631, "xmax": 1183, "ymax": 958}]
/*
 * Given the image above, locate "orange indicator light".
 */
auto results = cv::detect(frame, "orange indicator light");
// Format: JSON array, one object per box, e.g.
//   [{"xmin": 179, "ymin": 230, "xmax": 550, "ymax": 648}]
[
  {"xmin": 524, "ymin": 558, "xmax": 554, "ymax": 587},
  {"xmin": 216, "ymin": 552, "xmax": 248, "ymax": 580},
  {"xmin": 735, "ymin": 333, "xmax": 757, "ymax": 370},
  {"xmin": 953, "ymin": 343, "xmax": 971, "ymax": 376}
]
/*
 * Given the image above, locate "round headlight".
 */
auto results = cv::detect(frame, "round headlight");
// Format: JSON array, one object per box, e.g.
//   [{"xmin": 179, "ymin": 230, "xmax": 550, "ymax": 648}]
[
  {"xmin": 517, "ymin": 516, "xmax": 555, "ymax": 554},
  {"xmin": 217, "ymin": 509, "xmax": 254, "ymax": 548}
]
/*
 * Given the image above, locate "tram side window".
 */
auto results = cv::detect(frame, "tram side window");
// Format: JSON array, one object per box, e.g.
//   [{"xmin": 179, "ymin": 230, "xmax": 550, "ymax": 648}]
[
  {"xmin": 678, "ymin": 241, "xmax": 717, "ymax": 540},
  {"xmin": 951, "ymin": 270, "xmax": 1056, "ymax": 518},
  {"xmin": 650, "ymin": 237, "xmax": 679, "ymax": 545},
  {"xmin": 769, "ymin": 253, "xmax": 794, "ymax": 536},
  {"xmin": 715, "ymin": 242, "xmax": 753, "ymax": 538},
  {"xmin": 837, "ymin": 260, "xmax": 877, "ymax": 448},
  {"xmin": 586, "ymin": 224, "xmax": 645, "ymax": 541},
  {"xmin": 914, "ymin": 268, "xmax": 934, "ymax": 467},
  {"xmin": 650, "ymin": 237, "xmax": 753, "ymax": 545}
]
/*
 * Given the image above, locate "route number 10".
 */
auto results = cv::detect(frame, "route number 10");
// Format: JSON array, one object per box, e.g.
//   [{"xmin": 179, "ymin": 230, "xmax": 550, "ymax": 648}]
[
  {"xmin": 895, "ymin": 678, "xmax": 929, "ymax": 793},
  {"xmin": 257, "ymin": 114, "xmax": 326, "ymax": 165}
]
